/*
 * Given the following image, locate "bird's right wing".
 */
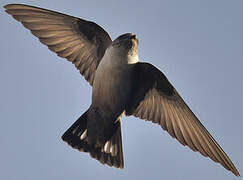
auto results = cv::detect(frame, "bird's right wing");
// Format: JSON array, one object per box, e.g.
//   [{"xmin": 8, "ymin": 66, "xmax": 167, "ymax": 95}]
[
  {"xmin": 125, "ymin": 62, "xmax": 240, "ymax": 176},
  {"xmin": 4, "ymin": 4, "xmax": 112, "ymax": 85}
]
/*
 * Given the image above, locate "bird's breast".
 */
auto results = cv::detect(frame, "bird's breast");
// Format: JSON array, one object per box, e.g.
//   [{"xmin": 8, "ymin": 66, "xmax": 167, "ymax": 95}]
[{"xmin": 92, "ymin": 53, "xmax": 132, "ymax": 115}]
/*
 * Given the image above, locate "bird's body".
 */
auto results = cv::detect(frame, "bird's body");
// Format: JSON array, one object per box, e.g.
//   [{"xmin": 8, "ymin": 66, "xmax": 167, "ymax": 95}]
[
  {"xmin": 85, "ymin": 34, "xmax": 139, "ymax": 153},
  {"xmin": 87, "ymin": 42, "xmax": 135, "ymax": 149},
  {"xmin": 92, "ymin": 45, "xmax": 134, "ymax": 116},
  {"xmin": 4, "ymin": 3, "xmax": 240, "ymax": 176}
]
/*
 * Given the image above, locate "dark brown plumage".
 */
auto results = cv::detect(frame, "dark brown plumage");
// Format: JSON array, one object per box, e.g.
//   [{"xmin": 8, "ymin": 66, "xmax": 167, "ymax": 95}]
[{"xmin": 4, "ymin": 3, "xmax": 240, "ymax": 176}]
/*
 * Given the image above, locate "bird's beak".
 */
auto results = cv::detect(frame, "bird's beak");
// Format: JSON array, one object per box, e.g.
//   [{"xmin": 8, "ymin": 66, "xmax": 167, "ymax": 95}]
[{"xmin": 130, "ymin": 34, "xmax": 137, "ymax": 39}]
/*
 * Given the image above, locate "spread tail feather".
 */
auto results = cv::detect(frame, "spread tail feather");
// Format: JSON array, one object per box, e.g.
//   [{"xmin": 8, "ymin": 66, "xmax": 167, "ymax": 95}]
[
  {"xmin": 89, "ymin": 124, "xmax": 124, "ymax": 168},
  {"xmin": 61, "ymin": 110, "xmax": 124, "ymax": 168}
]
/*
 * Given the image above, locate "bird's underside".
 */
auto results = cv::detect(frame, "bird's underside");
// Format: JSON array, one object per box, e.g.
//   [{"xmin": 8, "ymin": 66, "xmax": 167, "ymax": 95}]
[{"xmin": 4, "ymin": 3, "xmax": 240, "ymax": 177}]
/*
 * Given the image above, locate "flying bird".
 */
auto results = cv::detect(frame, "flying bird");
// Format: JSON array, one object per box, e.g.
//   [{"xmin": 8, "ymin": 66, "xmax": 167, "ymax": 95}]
[{"xmin": 4, "ymin": 4, "xmax": 240, "ymax": 176}]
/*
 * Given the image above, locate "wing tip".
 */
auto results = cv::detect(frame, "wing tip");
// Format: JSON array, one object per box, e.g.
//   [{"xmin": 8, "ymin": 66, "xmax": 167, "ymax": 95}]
[
  {"xmin": 232, "ymin": 169, "xmax": 240, "ymax": 177},
  {"xmin": 4, "ymin": 4, "xmax": 26, "ymax": 15},
  {"xmin": 3, "ymin": 4, "xmax": 11, "ymax": 9},
  {"xmin": 4, "ymin": 4, "xmax": 23, "ymax": 9}
]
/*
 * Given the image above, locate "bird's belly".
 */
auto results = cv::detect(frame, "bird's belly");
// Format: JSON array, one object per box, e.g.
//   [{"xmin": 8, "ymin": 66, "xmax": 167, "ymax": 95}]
[{"xmin": 92, "ymin": 65, "xmax": 131, "ymax": 116}]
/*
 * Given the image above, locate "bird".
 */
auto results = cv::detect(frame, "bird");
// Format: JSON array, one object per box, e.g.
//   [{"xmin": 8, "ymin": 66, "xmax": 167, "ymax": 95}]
[{"xmin": 4, "ymin": 3, "xmax": 240, "ymax": 177}]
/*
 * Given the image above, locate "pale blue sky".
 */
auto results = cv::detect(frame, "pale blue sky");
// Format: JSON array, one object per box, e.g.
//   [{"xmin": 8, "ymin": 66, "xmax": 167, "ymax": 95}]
[{"xmin": 0, "ymin": 0, "xmax": 242, "ymax": 179}]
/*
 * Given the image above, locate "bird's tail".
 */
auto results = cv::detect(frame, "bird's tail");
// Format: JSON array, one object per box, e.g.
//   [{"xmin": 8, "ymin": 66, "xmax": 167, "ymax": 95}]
[{"xmin": 61, "ymin": 109, "xmax": 124, "ymax": 168}]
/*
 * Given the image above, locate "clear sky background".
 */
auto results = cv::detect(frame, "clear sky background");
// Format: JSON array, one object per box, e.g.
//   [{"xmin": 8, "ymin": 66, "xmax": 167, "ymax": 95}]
[{"xmin": 0, "ymin": 0, "xmax": 242, "ymax": 179}]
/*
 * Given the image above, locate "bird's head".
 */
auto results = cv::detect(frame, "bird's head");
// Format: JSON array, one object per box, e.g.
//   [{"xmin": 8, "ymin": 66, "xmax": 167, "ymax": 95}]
[{"xmin": 111, "ymin": 33, "xmax": 139, "ymax": 64}]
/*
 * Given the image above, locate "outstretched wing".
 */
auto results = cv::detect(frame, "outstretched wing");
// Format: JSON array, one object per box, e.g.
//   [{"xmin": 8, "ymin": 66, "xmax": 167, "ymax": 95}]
[
  {"xmin": 4, "ymin": 4, "xmax": 112, "ymax": 85},
  {"xmin": 126, "ymin": 62, "xmax": 240, "ymax": 176}
]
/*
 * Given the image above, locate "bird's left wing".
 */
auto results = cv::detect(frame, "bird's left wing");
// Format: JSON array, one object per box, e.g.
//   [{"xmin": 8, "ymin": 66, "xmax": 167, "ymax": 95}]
[
  {"xmin": 4, "ymin": 4, "xmax": 112, "ymax": 85},
  {"xmin": 125, "ymin": 62, "xmax": 240, "ymax": 176}
]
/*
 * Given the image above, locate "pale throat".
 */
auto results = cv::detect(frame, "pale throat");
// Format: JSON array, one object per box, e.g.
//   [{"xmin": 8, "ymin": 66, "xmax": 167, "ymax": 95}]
[
  {"xmin": 127, "ymin": 54, "xmax": 139, "ymax": 64},
  {"xmin": 104, "ymin": 46, "xmax": 139, "ymax": 66}
]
